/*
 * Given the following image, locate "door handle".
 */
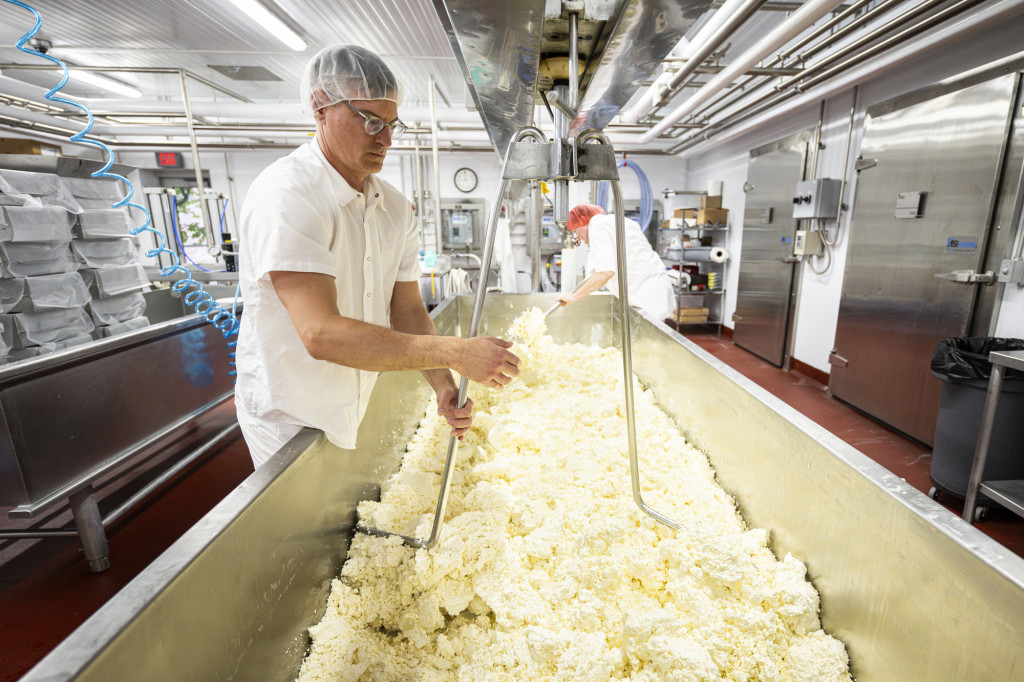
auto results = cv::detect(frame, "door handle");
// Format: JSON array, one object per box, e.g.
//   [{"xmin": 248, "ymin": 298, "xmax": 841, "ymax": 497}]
[
  {"xmin": 935, "ymin": 270, "xmax": 995, "ymax": 285},
  {"xmin": 829, "ymin": 351, "xmax": 849, "ymax": 368},
  {"xmin": 731, "ymin": 313, "xmax": 743, "ymax": 323}
]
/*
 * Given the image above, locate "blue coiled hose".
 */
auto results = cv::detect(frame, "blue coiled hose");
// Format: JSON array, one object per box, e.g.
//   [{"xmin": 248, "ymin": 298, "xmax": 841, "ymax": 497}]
[
  {"xmin": 5, "ymin": 0, "xmax": 239, "ymax": 376},
  {"xmin": 595, "ymin": 158, "xmax": 654, "ymax": 233}
]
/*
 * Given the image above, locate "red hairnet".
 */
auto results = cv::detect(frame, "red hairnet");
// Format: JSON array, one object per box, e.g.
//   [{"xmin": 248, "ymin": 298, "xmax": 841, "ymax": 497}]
[{"xmin": 567, "ymin": 204, "xmax": 605, "ymax": 231}]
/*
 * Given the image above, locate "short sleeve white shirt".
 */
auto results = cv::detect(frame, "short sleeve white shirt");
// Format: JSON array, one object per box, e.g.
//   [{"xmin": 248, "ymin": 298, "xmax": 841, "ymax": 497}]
[
  {"xmin": 234, "ymin": 139, "xmax": 420, "ymax": 449},
  {"xmin": 585, "ymin": 214, "xmax": 675, "ymax": 321}
]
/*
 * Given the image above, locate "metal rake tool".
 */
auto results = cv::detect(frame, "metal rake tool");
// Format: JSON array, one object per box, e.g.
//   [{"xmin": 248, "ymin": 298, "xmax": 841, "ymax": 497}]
[{"xmin": 358, "ymin": 128, "xmax": 683, "ymax": 550}]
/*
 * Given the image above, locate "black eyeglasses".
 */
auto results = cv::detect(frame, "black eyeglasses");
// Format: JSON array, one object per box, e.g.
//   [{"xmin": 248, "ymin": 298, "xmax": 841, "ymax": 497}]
[{"xmin": 339, "ymin": 100, "xmax": 406, "ymax": 139}]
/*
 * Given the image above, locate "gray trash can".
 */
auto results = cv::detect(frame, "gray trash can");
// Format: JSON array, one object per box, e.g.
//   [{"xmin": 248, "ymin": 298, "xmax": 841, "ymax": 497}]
[{"xmin": 929, "ymin": 337, "xmax": 1024, "ymax": 500}]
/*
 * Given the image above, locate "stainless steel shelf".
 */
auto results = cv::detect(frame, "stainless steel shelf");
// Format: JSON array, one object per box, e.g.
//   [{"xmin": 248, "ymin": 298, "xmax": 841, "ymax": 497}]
[{"xmin": 963, "ymin": 350, "xmax": 1024, "ymax": 524}]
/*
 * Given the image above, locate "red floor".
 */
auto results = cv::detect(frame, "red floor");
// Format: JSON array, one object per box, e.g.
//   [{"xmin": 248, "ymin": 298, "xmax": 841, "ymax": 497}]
[
  {"xmin": 0, "ymin": 330, "xmax": 1021, "ymax": 680},
  {"xmin": 0, "ymin": 403, "xmax": 254, "ymax": 681}
]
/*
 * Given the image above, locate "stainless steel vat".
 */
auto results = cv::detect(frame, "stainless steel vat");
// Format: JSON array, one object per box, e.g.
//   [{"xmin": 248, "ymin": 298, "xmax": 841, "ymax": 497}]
[{"xmin": 22, "ymin": 294, "xmax": 1024, "ymax": 681}]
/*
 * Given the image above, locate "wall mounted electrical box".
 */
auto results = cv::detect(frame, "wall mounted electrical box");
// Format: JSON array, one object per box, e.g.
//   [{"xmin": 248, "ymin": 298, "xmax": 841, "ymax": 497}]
[
  {"xmin": 440, "ymin": 198, "xmax": 485, "ymax": 250},
  {"xmin": 443, "ymin": 210, "xmax": 474, "ymax": 247},
  {"xmin": 792, "ymin": 178, "xmax": 842, "ymax": 219},
  {"xmin": 793, "ymin": 229, "xmax": 822, "ymax": 256},
  {"xmin": 539, "ymin": 214, "xmax": 562, "ymax": 251}
]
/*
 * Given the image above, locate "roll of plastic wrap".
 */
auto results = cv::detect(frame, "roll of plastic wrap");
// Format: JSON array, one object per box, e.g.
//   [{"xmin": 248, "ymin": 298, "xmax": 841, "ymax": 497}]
[
  {"xmin": 707, "ymin": 180, "xmax": 723, "ymax": 196},
  {"xmin": 683, "ymin": 246, "xmax": 729, "ymax": 263}
]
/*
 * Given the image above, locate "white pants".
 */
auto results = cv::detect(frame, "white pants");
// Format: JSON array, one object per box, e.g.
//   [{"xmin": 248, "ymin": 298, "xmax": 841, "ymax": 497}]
[{"xmin": 236, "ymin": 408, "xmax": 304, "ymax": 469}]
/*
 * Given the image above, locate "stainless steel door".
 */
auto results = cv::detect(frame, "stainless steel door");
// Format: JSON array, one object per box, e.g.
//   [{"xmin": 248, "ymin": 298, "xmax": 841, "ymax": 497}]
[
  {"xmin": 732, "ymin": 131, "xmax": 811, "ymax": 366},
  {"xmin": 830, "ymin": 74, "xmax": 1018, "ymax": 445}
]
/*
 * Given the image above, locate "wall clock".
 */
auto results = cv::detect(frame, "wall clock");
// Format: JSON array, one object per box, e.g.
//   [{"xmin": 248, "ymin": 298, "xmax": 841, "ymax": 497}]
[{"xmin": 454, "ymin": 167, "xmax": 478, "ymax": 193}]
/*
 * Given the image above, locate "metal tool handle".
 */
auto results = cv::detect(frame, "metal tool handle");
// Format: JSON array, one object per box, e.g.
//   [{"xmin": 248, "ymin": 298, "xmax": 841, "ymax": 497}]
[
  {"xmin": 544, "ymin": 277, "xmax": 593, "ymax": 317},
  {"xmin": 359, "ymin": 127, "xmax": 546, "ymax": 550}
]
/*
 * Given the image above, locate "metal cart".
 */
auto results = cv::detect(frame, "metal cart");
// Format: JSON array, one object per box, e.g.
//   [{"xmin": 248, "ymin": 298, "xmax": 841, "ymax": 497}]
[{"xmin": 963, "ymin": 349, "xmax": 1024, "ymax": 523}]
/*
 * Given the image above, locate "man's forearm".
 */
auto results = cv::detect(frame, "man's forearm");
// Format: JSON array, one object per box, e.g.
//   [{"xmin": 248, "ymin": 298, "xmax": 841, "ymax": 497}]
[
  {"xmin": 301, "ymin": 314, "xmax": 460, "ymax": 373},
  {"xmin": 389, "ymin": 299, "xmax": 458, "ymax": 393},
  {"xmin": 270, "ymin": 272, "xmax": 517, "ymax": 387},
  {"xmin": 565, "ymin": 270, "xmax": 614, "ymax": 302}
]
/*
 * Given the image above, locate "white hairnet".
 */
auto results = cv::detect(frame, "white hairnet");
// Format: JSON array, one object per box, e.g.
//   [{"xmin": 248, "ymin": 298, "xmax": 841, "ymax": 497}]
[{"xmin": 300, "ymin": 45, "xmax": 403, "ymax": 112}]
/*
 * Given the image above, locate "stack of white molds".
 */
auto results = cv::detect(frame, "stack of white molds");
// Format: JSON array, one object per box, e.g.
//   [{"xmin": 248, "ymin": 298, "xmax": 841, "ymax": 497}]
[
  {"xmin": 63, "ymin": 177, "xmax": 150, "ymax": 339},
  {"xmin": 0, "ymin": 170, "xmax": 93, "ymax": 362}
]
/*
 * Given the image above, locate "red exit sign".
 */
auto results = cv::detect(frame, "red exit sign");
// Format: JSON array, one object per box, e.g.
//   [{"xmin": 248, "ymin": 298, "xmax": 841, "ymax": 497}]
[{"xmin": 155, "ymin": 151, "xmax": 183, "ymax": 168}]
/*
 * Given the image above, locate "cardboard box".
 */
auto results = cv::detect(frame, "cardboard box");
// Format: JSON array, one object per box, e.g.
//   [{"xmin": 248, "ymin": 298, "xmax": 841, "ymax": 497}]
[
  {"xmin": 0, "ymin": 138, "xmax": 61, "ymax": 155},
  {"xmin": 672, "ymin": 208, "xmax": 700, "ymax": 220},
  {"xmin": 701, "ymin": 195, "xmax": 722, "ymax": 210},
  {"xmin": 673, "ymin": 307, "xmax": 709, "ymax": 324},
  {"xmin": 697, "ymin": 208, "xmax": 728, "ymax": 226}
]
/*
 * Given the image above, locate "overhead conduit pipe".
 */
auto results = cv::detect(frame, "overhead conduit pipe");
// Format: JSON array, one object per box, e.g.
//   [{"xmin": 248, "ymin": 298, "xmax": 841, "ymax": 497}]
[
  {"xmin": 665, "ymin": 0, "xmax": 884, "ymax": 142},
  {"xmin": 639, "ymin": 0, "xmax": 849, "ymax": 144},
  {"xmin": 672, "ymin": 0, "xmax": 1024, "ymax": 157},
  {"xmin": 621, "ymin": 0, "xmax": 767, "ymax": 124}
]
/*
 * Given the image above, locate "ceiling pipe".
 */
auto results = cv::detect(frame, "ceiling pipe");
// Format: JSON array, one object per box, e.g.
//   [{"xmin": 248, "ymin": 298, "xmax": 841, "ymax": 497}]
[
  {"xmin": 668, "ymin": 0, "xmax": 985, "ymax": 152},
  {"xmin": 779, "ymin": 0, "xmax": 972, "ymax": 92},
  {"xmin": 672, "ymin": 0, "xmax": 1024, "ymax": 157},
  {"xmin": 621, "ymin": 0, "xmax": 767, "ymax": 123},
  {"xmin": 672, "ymin": 0, "xmax": 881, "ymax": 132},
  {"xmin": 640, "ymin": 0, "xmax": 849, "ymax": 143},
  {"xmin": 669, "ymin": 0, "xmax": 940, "ymax": 138},
  {"xmin": 40, "ymin": 101, "xmax": 487, "ymax": 126},
  {"xmin": 0, "ymin": 64, "xmax": 250, "ymax": 102},
  {"xmin": 0, "ymin": 102, "xmax": 668, "ymax": 149}
]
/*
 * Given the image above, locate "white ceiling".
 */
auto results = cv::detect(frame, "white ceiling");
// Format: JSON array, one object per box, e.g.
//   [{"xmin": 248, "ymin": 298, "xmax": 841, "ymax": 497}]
[
  {"xmin": 0, "ymin": 0, "xmax": 807, "ymax": 152},
  {"xmin": 0, "ymin": 0, "xmax": 467, "ymax": 108}
]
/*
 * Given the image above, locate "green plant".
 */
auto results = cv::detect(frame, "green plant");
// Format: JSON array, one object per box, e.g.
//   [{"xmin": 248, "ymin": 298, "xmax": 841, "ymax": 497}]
[{"xmin": 173, "ymin": 187, "xmax": 206, "ymax": 244}]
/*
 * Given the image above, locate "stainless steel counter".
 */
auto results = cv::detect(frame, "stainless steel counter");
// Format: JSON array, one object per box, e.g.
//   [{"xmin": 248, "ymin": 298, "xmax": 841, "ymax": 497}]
[
  {"xmin": 20, "ymin": 294, "xmax": 1024, "ymax": 681},
  {"xmin": 0, "ymin": 288, "xmax": 237, "ymax": 571}
]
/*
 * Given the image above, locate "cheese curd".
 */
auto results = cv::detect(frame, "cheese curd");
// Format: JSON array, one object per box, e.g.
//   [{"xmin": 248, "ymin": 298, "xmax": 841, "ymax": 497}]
[{"xmin": 297, "ymin": 309, "xmax": 853, "ymax": 682}]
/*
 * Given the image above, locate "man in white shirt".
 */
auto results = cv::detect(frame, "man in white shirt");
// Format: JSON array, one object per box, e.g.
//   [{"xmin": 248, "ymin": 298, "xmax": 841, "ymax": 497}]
[
  {"xmin": 235, "ymin": 45, "xmax": 520, "ymax": 468},
  {"xmin": 557, "ymin": 204, "xmax": 675, "ymax": 321}
]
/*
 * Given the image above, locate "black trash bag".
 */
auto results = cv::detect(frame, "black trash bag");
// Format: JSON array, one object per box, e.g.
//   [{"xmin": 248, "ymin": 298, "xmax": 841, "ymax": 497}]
[{"xmin": 931, "ymin": 337, "xmax": 1024, "ymax": 382}]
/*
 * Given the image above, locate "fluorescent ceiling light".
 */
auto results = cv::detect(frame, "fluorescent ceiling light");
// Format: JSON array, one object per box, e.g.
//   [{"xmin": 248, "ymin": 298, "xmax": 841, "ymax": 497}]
[
  {"xmin": 226, "ymin": 0, "xmax": 307, "ymax": 51},
  {"xmin": 70, "ymin": 69, "xmax": 142, "ymax": 98}
]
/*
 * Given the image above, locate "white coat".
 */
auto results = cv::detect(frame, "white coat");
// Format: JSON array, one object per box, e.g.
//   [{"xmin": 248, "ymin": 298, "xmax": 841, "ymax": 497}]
[
  {"xmin": 585, "ymin": 214, "xmax": 675, "ymax": 321},
  {"xmin": 235, "ymin": 139, "xmax": 420, "ymax": 456}
]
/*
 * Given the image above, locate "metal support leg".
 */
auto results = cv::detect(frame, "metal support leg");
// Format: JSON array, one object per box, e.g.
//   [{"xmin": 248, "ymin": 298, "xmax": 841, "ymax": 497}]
[
  {"xmin": 963, "ymin": 363, "xmax": 1006, "ymax": 524},
  {"xmin": 69, "ymin": 485, "xmax": 110, "ymax": 573}
]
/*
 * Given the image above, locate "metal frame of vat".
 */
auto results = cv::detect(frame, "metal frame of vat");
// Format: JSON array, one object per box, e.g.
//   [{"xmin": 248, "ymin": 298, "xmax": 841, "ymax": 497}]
[
  {"xmin": 16, "ymin": 294, "xmax": 1024, "ymax": 682},
  {"xmin": 0, "ymin": 306, "xmax": 236, "ymax": 572}
]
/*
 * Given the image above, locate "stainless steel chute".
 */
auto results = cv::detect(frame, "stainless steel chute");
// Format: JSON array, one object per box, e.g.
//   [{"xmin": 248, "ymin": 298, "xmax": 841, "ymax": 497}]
[{"xmin": 431, "ymin": 0, "xmax": 714, "ymax": 156}]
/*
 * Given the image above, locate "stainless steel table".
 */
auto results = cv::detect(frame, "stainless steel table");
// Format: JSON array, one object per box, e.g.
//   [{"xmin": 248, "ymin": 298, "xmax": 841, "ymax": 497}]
[{"xmin": 963, "ymin": 349, "xmax": 1024, "ymax": 523}]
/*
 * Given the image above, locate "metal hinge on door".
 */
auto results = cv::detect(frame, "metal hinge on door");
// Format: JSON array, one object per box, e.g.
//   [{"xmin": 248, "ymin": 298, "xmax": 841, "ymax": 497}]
[{"xmin": 854, "ymin": 156, "xmax": 877, "ymax": 172}]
